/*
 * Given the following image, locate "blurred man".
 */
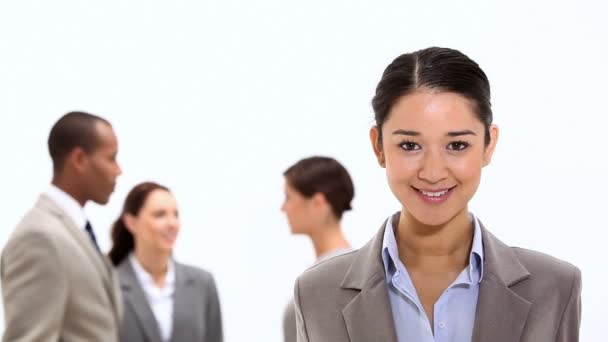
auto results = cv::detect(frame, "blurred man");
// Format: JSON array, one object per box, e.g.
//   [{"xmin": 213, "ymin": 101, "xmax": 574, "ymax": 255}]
[{"xmin": 1, "ymin": 111, "xmax": 123, "ymax": 341}]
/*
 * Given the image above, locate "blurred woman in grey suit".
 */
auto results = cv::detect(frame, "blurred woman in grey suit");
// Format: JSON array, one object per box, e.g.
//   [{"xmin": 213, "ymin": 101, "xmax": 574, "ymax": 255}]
[
  {"xmin": 294, "ymin": 47, "xmax": 582, "ymax": 342},
  {"xmin": 280, "ymin": 156, "xmax": 354, "ymax": 342},
  {"xmin": 109, "ymin": 182, "xmax": 223, "ymax": 342}
]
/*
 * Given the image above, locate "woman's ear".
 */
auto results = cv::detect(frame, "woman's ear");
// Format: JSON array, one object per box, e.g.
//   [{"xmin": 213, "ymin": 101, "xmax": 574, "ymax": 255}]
[
  {"xmin": 123, "ymin": 213, "xmax": 137, "ymax": 234},
  {"xmin": 311, "ymin": 192, "xmax": 332, "ymax": 217},
  {"xmin": 483, "ymin": 124, "xmax": 499, "ymax": 167},
  {"xmin": 369, "ymin": 126, "xmax": 385, "ymax": 167},
  {"xmin": 311, "ymin": 192, "xmax": 327, "ymax": 207}
]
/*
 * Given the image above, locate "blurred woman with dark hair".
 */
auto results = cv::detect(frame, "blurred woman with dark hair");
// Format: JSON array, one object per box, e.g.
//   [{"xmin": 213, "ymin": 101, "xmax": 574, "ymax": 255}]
[
  {"xmin": 280, "ymin": 156, "xmax": 355, "ymax": 342},
  {"xmin": 109, "ymin": 182, "xmax": 223, "ymax": 342}
]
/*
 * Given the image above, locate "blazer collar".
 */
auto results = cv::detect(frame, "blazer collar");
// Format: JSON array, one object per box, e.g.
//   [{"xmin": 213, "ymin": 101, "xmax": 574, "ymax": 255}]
[
  {"xmin": 120, "ymin": 259, "xmax": 200, "ymax": 342},
  {"xmin": 339, "ymin": 214, "xmax": 399, "ymax": 342},
  {"xmin": 472, "ymin": 221, "xmax": 532, "ymax": 342},
  {"xmin": 340, "ymin": 212, "xmax": 532, "ymax": 342},
  {"xmin": 170, "ymin": 263, "xmax": 200, "ymax": 342},
  {"xmin": 119, "ymin": 259, "xmax": 164, "ymax": 342},
  {"xmin": 36, "ymin": 194, "xmax": 121, "ymax": 321}
]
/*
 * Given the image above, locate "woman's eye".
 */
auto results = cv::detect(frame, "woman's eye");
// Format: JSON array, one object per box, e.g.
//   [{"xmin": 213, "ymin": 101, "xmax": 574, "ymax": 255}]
[
  {"xmin": 447, "ymin": 141, "xmax": 469, "ymax": 151},
  {"xmin": 399, "ymin": 141, "xmax": 420, "ymax": 151}
]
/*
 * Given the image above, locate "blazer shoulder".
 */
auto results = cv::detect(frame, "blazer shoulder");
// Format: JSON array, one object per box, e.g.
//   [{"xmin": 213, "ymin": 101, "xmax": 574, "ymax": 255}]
[
  {"xmin": 175, "ymin": 262, "xmax": 216, "ymax": 285},
  {"xmin": 512, "ymin": 246, "xmax": 580, "ymax": 282},
  {"xmin": 297, "ymin": 249, "xmax": 358, "ymax": 290},
  {"xmin": 4, "ymin": 207, "xmax": 66, "ymax": 255},
  {"xmin": 11, "ymin": 204, "xmax": 62, "ymax": 235},
  {"xmin": 510, "ymin": 246, "xmax": 581, "ymax": 304},
  {"xmin": 115, "ymin": 258, "xmax": 136, "ymax": 282}
]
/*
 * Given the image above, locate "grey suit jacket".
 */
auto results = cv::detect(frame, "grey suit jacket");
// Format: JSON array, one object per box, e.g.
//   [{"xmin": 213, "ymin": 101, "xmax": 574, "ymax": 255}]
[
  {"xmin": 1, "ymin": 194, "xmax": 122, "ymax": 342},
  {"xmin": 294, "ymin": 214, "xmax": 582, "ymax": 342},
  {"xmin": 283, "ymin": 300, "xmax": 297, "ymax": 342},
  {"xmin": 117, "ymin": 258, "xmax": 223, "ymax": 342}
]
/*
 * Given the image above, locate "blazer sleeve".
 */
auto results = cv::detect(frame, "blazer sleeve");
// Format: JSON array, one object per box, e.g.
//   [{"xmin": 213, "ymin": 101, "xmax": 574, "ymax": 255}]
[
  {"xmin": 1, "ymin": 231, "xmax": 68, "ymax": 342},
  {"xmin": 293, "ymin": 277, "xmax": 310, "ymax": 342},
  {"xmin": 283, "ymin": 301, "xmax": 297, "ymax": 342},
  {"xmin": 203, "ymin": 273, "xmax": 223, "ymax": 342},
  {"xmin": 555, "ymin": 266, "xmax": 582, "ymax": 342}
]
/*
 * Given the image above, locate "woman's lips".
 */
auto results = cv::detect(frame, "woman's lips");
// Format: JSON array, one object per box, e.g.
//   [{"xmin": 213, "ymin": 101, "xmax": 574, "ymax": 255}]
[{"xmin": 412, "ymin": 186, "xmax": 455, "ymax": 204}]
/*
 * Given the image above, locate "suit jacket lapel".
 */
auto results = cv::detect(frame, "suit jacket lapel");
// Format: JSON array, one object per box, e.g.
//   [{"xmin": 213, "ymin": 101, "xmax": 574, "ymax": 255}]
[
  {"xmin": 341, "ymin": 215, "xmax": 398, "ymax": 342},
  {"xmin": 170, "ymin": 263, "xmax": 199, "ymax": 342},
  {"xmin": 38, "ymin": 194, "xmax": 119, "ymax": 315},
  {"xmin": 39, "ymin": 194, "xmax": 124, "ymax": 330},
  {"xmin": 119, "ymin": 260, "xmax": 163, "ymax": 342},
  {"xmin": 472, "ymin": 225, "xmax": 532, "ymax": 342},
  {"xmin": 38, "ymin": 195, "xmax": 109, "ymax": 277}
]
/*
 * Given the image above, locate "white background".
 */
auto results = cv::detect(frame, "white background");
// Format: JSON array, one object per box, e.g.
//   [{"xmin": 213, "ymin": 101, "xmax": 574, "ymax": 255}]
[{"xmin": 1, "ymin": 0, "xmax": 606, "ymax": 341}]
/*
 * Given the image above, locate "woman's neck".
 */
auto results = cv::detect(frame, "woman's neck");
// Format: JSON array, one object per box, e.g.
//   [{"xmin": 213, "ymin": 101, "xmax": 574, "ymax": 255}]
[
  {"xmin": 309, "ymin": 221, "xmax": 350, "ymax": 259},
  {"xmin": 134, "ymin": 247, "xmax": 171, "ymax": 288},
  {"xmin": 396, "ymin": 209, "xmax": 473, "ymax": 272}
]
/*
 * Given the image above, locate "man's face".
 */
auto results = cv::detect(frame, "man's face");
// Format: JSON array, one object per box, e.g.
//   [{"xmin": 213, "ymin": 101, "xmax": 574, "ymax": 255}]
[{"xmin": 81, "ymin": 122, "xmax": 122, "ymax": 205}]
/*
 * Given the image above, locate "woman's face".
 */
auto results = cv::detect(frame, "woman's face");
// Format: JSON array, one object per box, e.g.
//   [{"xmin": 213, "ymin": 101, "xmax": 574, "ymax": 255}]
[
  {"xmin": 370, "ymin": 90, "xmax": 498, "ymax": 226},
  {"xmin": 126, "ymin": 189, "xmax": 181, "ymax": 253},
  {"xmin": 281, "ymin": 181, "xmax": 319, "ymax": 235}
]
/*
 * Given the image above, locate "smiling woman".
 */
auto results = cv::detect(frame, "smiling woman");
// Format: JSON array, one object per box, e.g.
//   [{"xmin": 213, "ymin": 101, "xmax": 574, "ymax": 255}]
[
  {"xmin": 108, "ymin": 182, "xmax": 223, "ymax": 342},
  {"xmin": 293, "ymin": 47, "xmax": 582, "ymax": 342}
]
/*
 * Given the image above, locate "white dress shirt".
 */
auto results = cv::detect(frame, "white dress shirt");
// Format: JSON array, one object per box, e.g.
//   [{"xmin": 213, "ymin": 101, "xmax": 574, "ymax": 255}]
[
  {"xmin": 44, "ymin": 184, "xmax": 87, "ymax": 230},
  {"xmin": 129, "ymin": 254, "xmax": 176, "ymax": 342}
]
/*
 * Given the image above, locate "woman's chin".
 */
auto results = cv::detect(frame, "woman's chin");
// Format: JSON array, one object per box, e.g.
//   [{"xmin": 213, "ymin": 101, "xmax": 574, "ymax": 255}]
[
  {"xmin": 155, "ymin": 244, "xmax": 174, "ymax": 254},
  {"xmin": 403, "ymin": 207, "xmax": 459, "ymax": 228}
]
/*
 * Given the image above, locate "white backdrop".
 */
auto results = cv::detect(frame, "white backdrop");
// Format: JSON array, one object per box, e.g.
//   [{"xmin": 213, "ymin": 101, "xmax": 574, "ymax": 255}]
[{"xmin": 1, "ymin": 0, "xmax": 606, "ymax": 341}]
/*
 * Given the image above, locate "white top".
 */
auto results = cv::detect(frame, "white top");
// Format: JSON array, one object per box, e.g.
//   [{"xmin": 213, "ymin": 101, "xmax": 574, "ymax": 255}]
[
  {"xmin": 129, "ymin": 254, "xmax": 176, "ymax": 342},
  {"xmin": 44, "ymin": 184, "xmax": 87, "ymax": 230}
]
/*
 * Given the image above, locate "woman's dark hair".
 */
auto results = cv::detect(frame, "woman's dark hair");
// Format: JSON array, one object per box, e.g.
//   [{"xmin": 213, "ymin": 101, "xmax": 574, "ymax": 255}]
[
  {"xmin": 283, "ymin": 156, "xmax": 355, "ymax": 219},
  {"xmin": 371, "ymin": 47, "xmax": 492, "ymax": 145},
  {"xmin": 108, "ymin": 181, "xmax": 170, "ymax": 266}
]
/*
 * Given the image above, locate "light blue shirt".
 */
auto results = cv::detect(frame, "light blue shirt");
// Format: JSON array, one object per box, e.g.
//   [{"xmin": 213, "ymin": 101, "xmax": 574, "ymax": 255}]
[{"xmin": 382, "ymin": 214, "xmax": 484, "ymax": 342}]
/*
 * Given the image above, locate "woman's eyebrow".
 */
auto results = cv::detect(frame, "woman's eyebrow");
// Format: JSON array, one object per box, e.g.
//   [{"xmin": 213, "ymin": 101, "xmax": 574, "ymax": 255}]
[
  {"xmin": 447, "ymin": 130, "xmax": 476, "ymax": 137},
  {"xmin": 391, "ymin": 129, "xmax": 476, "ymax": 137},
  {"xmin": 392, "ymin": 129, "xmax": 420, "ymax": 136}
]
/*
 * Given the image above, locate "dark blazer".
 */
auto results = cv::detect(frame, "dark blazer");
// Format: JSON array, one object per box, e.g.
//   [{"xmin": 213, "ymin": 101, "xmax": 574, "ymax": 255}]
[
  {"xmin": 117, "ymin": 259, "xmax": 223, "ymax": 342},
  {"xmin": 294, "ymin": 213, "xmax": 582, "ymax": 342}
]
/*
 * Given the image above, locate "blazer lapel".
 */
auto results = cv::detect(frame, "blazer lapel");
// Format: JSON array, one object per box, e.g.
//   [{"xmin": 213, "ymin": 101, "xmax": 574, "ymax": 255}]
[
  {"xmin": 472, "ymin": 225, "xmax": 532, "ymax": 342},
  {"xmin": 38, "ymin": 194, "xmax": 119, "ymax": 315},
  {"xmin": 119, "ymin": 260, "xmax": 164, "ymax": 342},
  {"xmin": 170, "ymin": 263, "xmax": 199, "ymax": 342},
  {"xmin": 38, "ymin": 195, "xmax": 109, "ymax": 277},
  {"xmin": 341, "ymin": 216, "xmax": 398, "ymax": 342},
  {"xmin": 107, "ymin": 256, "xmax": 124, "ymax": 324}
]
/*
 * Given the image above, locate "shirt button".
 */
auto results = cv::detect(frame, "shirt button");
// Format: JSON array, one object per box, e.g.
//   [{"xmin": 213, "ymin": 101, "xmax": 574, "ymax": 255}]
[{"xmin": 438, "ymin": 322, "xmax": 446, "ymax": 329}]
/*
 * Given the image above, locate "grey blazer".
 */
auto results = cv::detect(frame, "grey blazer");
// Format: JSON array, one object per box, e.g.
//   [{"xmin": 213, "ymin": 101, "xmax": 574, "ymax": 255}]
[
  {"xmin": 117, "ymin": 259, "xmax": 223, "ymax": 342},
  {"xmin": 1, "ymin": 195, "xmax": 122, "ymax": 342},
  {"xmin": 294, "ymin": 214, "xmax": 582, "ymax": 342}
]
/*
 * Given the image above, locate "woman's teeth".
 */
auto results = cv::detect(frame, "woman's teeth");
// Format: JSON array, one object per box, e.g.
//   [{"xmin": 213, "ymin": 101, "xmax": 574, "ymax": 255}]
[{"xmin": 419, "ymin": 189, "xmax": 449, "ymax": 197}]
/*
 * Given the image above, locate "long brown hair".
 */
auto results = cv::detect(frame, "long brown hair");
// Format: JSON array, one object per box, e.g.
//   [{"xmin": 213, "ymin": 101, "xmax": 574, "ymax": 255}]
[{"xmin": 108, "ymin": 181, "xmax": 170, "ymax": 266}]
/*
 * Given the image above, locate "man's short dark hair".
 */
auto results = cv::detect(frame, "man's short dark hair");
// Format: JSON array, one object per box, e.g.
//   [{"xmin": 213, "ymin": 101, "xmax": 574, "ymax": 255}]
[{"xmin": 48, "ymin": 111, "xmax": 111, "ymax": 172}]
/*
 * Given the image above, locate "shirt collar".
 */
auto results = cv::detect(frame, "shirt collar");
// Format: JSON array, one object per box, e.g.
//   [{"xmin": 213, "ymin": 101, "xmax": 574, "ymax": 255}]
[
  {"xmin": 381, "ymin": 213, "xmax": 485, "ymax": 284},
  {"xmin": 469, "ymin": 215, "xmax": 484, "ymax": 283},
  {"xmin": 129, "ymin": 253, "xmax": 176, "ymax": 288},
  {"xmin": 44, "ymin": 184, "xmax": 88, "ymax": 230}
]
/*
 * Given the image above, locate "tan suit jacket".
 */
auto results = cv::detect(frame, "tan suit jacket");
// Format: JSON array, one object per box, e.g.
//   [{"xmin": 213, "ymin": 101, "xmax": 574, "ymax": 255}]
[
  {"xmin": 294, "ymin": 213, "xmax": 582, "ymax": 342},
  {"xmin": 1, "ymin": 194, "xmax": 122, "ymax": 341}
]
